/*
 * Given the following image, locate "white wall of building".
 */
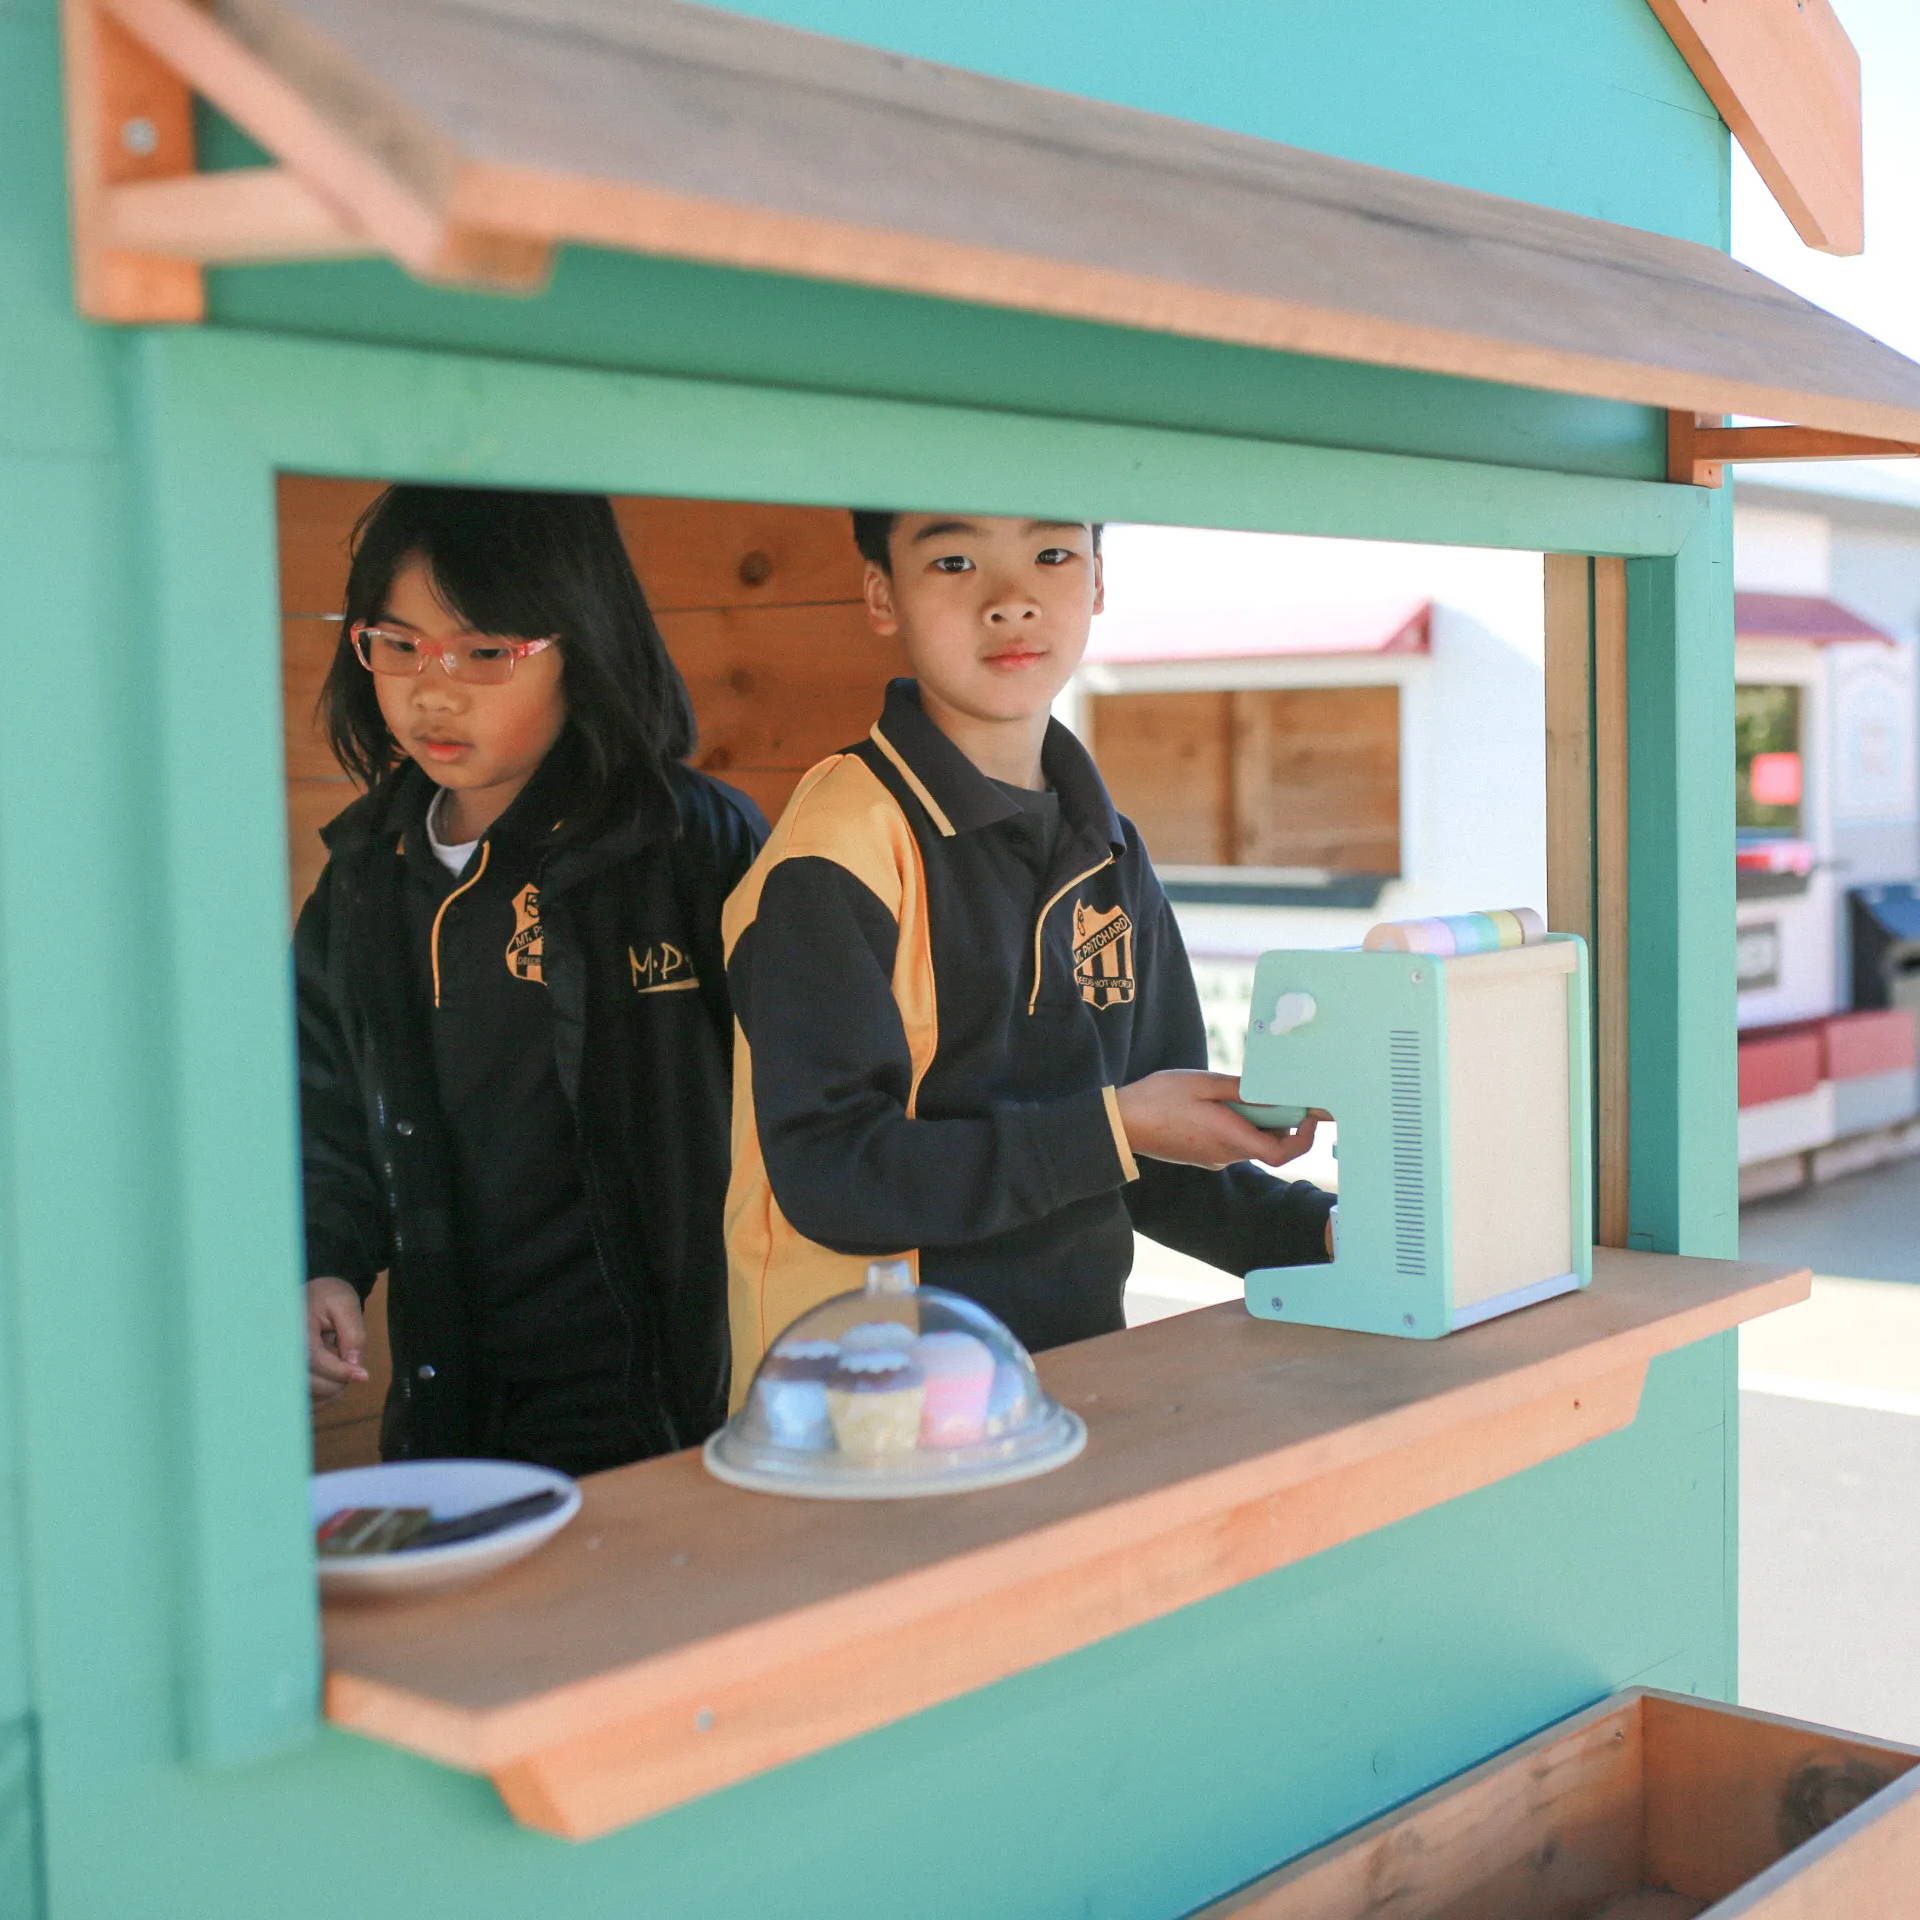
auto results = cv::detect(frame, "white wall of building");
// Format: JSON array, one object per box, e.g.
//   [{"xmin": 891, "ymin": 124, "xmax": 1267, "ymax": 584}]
[
  {"xmin": 1073, "ymin": 527, "xmax": 1548, "ymax": 967},
  {"xmin": 1735, "ymin": 506, "xmax": 1833, "ymax": 595},
  {"xmin": 1735, "ymin": 485, "xmax": 1920, "ymax": 1020}
]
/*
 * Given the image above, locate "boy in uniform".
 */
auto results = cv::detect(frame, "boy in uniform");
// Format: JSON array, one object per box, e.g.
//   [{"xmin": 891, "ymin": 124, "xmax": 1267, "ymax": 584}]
[{"xmin": 723, "ymin": 512, "xmax": 1333, "ymax": 1393}]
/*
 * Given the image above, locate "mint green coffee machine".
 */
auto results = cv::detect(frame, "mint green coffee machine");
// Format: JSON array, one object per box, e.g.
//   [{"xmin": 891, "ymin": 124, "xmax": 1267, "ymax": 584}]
[{"xmin": 1239, "ymin": 930, "xmax": 1594, "ymax": 1338}]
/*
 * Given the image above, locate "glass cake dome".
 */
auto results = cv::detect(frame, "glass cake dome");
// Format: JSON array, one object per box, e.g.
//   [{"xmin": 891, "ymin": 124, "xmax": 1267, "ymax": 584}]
[{"xmin": 703, "ymin": 1259, "xmax": 1087, "ymax": 1499}]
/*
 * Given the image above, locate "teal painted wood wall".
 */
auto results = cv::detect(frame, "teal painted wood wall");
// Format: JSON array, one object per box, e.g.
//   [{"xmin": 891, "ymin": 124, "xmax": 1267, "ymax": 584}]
[{"xmin": 0, "ymin": 0, "xmax": 1738, "ymax": 1914}]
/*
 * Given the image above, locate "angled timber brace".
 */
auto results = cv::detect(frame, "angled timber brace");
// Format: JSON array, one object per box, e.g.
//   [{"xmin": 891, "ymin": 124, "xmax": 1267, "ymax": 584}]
[
  {"xmin": 1667, "ymin": 411, "xmax": 1920, "ymax": 488},
  {"xmin": 61, "ymin": 0, "xmax": 550, "ymax": 322}
]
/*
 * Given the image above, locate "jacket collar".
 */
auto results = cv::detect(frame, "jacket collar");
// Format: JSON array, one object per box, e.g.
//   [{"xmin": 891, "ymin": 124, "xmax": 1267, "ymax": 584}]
[
  {"xmin": 319, "ymin": 731, "xmax": 679, "ymax": 893},
  {"xmin": 867, "ymin": 679, "xmax": 1123, "ymax": 853}
]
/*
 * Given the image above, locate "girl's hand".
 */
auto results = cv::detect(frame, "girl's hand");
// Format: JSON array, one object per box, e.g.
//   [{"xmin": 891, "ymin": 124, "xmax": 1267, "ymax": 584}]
[
  {"xmin": 306, "ymin": 1276, "xmax": 370, "ymax": 1406},
  {"xmin": 1115, "ymin": 1070, "xmax": 1325, "ymax": 1172}
]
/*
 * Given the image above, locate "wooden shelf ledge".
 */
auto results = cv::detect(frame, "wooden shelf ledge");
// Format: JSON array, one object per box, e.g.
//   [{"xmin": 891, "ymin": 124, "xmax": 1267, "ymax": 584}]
[{"xmin": 323, "ymin": 1250, "xmax": 1807, "ymax": 1840}]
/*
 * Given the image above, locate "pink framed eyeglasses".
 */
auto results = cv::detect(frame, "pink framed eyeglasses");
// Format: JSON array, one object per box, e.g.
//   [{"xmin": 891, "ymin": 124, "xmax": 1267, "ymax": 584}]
[{"xmin": 350, "ymin": 621, "xmax": 558, "ymax": 687}]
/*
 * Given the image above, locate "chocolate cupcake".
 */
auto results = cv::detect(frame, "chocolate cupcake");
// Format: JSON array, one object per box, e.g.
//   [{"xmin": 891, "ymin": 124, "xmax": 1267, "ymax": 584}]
[
  {"xmin": 752, "ymin": 1338, "xmax": 840, "ymax": 1449},
  {"xmin": 824, "ymin": 1350, "xmax": 926, "ymax": 1456}
]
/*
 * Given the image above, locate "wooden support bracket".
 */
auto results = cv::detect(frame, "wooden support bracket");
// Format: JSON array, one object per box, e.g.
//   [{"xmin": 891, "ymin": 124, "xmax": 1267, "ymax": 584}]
[
  {"xmin": 1668, "ymin": 411, "xmax": 1920, "ymax": 489},
  {"xmin": 63, "ymin": 0, "xmax": 205, "ymax": 320},
  {"xmin": 61, "ymin": 0, "xmax": 552, "ymax": 322}
]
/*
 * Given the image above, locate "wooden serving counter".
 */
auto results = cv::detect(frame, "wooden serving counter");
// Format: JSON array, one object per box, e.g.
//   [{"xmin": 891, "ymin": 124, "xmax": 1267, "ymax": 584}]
[{"xmin": 322, "ymin": 1250, "xmax": 1807, "ymax": 1840}]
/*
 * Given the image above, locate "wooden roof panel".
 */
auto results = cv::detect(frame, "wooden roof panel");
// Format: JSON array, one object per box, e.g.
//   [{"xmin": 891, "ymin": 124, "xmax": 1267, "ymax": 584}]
[{"xmin": 96, "ymin": 0, "xmax": 1920, "ymax": 441}]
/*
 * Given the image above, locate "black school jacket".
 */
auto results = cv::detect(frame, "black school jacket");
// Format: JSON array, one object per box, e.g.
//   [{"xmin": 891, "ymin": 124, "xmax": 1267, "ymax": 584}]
[
  {"xmin": 296, "ymin": 753, "xmax": 766, "ymax": 1459},
  {"xmin": 722, "ymin": 679, "xmax": 1333, "ymax": 1401}
]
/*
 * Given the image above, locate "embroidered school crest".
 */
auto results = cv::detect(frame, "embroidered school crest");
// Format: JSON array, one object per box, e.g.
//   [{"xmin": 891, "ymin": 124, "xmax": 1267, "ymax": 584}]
[
  {"xmin": 505, "ymin": 883, "xmax": 545, "ymax": 984},
  {"xmin": 1072, "ymin": 900, "xmax": 1135, "ymax": 1009},
  {"xmin": 630, "ymin": 941, "xmax": 699, "ymax": 995}
]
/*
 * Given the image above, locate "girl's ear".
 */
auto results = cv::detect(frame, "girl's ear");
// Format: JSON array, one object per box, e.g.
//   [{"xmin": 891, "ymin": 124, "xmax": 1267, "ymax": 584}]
[
  {"xmin": 863, "ymin": 562, "xmax": 901, "ymax": 637},
  {"xmin": 1090, "ymin": 548, "xmax": 1106, "ymax": 617}
]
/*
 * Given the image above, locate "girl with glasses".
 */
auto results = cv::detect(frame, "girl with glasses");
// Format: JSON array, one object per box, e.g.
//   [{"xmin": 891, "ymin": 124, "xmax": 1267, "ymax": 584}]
[{"xmin": 298, "ymin": 485, "xmax": 766, "ymax": 1475}]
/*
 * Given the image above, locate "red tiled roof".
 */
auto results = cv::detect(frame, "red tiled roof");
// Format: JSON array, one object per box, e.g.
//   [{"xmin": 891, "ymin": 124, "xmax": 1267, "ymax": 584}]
[
  {"xmin": 1085, "ymin": 597, "xmax": 1431, "ymax": 665},
  {"xmin": 1735, "ymin": 591, "xmax": 1893, "ymax": 645}
]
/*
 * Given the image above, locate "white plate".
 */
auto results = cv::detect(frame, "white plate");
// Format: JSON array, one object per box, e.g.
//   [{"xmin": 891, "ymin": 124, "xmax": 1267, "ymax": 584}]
[{"xmin": 311, "ymin": 1458, "xmax": 580, "ymax": 1600}]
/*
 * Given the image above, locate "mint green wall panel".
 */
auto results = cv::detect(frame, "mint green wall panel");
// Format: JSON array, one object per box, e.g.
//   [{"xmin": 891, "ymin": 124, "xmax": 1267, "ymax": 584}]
[
  {"xmin": 1628, "ymin": 511, "xmax": 1740, "ymax": 1262},
  {"xmin": 206, "ymin": 245, "xmax": 1673, "ymax": 484},
  {"xmin": 41, "ymin": 1353, "xmax": 1728, "ymax": 1920},
  {"xmin": 1624, "ymin": 506, "xmax": 1743, "ymax": 1668},
  {"xmin": 12, "ymin": 314, "xmax": 1728, "ymax": 1919},
  {"xmin": 2, "ymin": 0, "xmax": 1745, "ymax": 1909},
  {"xmin": 0, "ymin": 1718, "xmax": 43, "ymax": 1920}
]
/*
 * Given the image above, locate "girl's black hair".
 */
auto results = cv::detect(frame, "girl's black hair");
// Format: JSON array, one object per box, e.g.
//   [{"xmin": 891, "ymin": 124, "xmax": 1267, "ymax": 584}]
[{"xmin": 321, "ymin": 485, "xmax": 696, "ymax": 832}]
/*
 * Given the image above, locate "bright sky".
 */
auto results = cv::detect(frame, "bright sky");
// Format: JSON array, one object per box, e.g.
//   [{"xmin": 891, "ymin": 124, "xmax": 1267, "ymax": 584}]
[{"xmin": 1731, "ymin": 0, "xmax": 1920, "ymax": 357}]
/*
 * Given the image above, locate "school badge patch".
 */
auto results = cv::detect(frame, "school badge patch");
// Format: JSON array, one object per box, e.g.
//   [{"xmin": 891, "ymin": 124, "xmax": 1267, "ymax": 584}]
[
  {"xmin": 505, "ymin": 883, "xmax": 545, "ymax": 984},
  {"xmin": 1072, "ymin": 900, "xmax": 1135, "ymax": 1009}
]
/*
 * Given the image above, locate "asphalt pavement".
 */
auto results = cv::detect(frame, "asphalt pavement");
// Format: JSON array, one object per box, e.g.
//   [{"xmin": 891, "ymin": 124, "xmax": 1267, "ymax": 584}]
[{"xmin": 1741, "ymin": 1158, "xmax": 1920, "ymax": 1743}]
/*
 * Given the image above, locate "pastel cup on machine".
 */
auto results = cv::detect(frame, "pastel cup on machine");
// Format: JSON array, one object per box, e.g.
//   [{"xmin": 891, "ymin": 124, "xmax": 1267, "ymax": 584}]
[{"xmin": 1362, "ymin": 905, "xmax": 1546, "ymax": 956}]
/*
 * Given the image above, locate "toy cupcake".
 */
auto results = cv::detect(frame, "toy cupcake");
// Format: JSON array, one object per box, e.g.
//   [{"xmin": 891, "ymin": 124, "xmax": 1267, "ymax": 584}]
[
  {"xmin": 912, "ymin": 1331, "xmax": 996, "ymax": 1447},
  {"xmin": 825, "ymin": 1350, "xmax": 926, "ymax": 1455},
  {"xmin": 751, "ymin": 1338, "xmax": 840, "ymax": 1449}
]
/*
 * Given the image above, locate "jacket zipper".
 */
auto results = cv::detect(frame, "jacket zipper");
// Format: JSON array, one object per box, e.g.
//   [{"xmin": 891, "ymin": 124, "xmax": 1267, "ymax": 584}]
[
  {"xmin": 1028, "ymin": 853, "xmax": 1115, "ymax": 1015},
  {"xmin": 427, "ymin": 839, "xmax": 491, "ymax": 1009}
]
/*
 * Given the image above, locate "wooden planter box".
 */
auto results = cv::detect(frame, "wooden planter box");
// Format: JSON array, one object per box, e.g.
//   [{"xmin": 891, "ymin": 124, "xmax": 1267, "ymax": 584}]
[{"xmin": 1199, "ymin": 1690, "xmax": 1920, "ymax": 1918}]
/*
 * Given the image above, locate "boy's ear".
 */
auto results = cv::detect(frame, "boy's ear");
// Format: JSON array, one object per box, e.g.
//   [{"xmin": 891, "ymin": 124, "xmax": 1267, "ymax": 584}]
[
  {"xmin": 862, "ymin": 562, "xmax": 901, "ymax": 637},
  {"xmin": 1091, "ymin": 547, "xmax": 1106, "ymax": 617}
]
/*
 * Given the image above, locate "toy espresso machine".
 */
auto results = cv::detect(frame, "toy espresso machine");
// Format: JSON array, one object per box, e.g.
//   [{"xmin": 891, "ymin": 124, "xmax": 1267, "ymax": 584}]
[{"xmin": 1239, "ymin": 908, "xmax": 1593, "ymax": 1338}]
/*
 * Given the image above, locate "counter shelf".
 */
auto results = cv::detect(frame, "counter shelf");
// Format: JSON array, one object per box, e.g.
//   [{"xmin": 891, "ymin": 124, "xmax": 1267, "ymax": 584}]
[{"xmin": 322, "ymin": 1250, "xmax": 1808, "ymax": 1841}]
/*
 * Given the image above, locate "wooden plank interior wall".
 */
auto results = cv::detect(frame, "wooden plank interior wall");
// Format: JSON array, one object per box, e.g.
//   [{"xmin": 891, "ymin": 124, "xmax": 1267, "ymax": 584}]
[
  {"xmin": 278, "ymin": 474, "xmax": 890, "ymax": 1467},
  {"xmin": 1087, "ymin": 686, "xmax": 1401, "ymax": 874}
]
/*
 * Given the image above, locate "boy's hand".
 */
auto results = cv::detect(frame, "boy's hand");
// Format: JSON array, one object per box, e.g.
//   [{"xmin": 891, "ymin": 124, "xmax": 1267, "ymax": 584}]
[
  {"xmin": 1115, "ymin": 1070, "xmax": 1326, "ymax": 1172},
  {"xmin": 306, "ymin": 1276, "xmax": 370, "ymax": 1406}
]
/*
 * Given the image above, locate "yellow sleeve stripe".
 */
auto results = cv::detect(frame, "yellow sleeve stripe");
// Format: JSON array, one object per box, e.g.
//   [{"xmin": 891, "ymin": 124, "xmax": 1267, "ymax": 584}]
[
  {"xmin": 1102, "ymin": 1085, "xmax": 1141, "ymax": 1184},
  {"xmin": 868, "ymin": 724, "xmax": 957, "ymax": 838}
]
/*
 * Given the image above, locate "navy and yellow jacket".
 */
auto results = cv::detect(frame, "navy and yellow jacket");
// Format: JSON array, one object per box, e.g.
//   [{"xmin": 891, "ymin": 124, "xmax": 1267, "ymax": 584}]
[
  {"xmin": 723, "ymin": 678, "xmax": 1334, "ymax": 1400},
  {"xmin": 297, "ymin": 748, "xmax": 766, "ymax": 1459}
]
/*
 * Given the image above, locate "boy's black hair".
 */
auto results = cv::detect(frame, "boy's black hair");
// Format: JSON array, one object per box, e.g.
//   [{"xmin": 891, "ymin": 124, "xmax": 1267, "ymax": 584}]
[
  {"xmin": 850, "ymin": 510, "xmax": 1103, "ymax": 572},
  {"xmin": 321, "ymin": 485, "xmax": 696, "ymax": 832}
]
